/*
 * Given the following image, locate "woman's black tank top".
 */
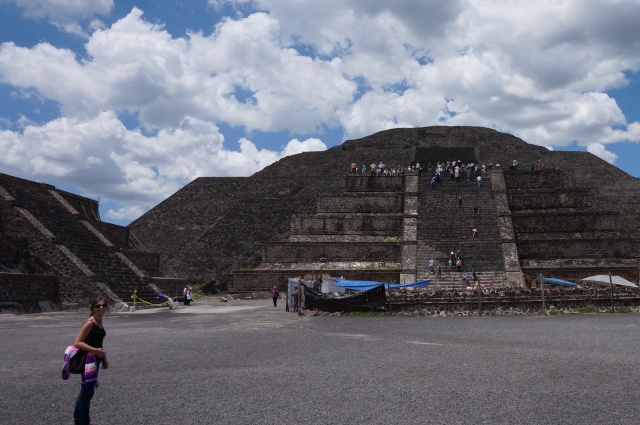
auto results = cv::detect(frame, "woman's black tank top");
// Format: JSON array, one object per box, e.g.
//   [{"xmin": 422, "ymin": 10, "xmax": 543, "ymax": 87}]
[{"xmin": 84, "ymin": 321, "xmax": 106, "ymax": 349}]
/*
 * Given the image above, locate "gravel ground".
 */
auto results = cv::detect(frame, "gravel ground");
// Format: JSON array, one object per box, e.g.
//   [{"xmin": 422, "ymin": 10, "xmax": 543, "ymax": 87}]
[{"xmin": 1, "ymin": 297, "xmax": 639, "ymax": 425}]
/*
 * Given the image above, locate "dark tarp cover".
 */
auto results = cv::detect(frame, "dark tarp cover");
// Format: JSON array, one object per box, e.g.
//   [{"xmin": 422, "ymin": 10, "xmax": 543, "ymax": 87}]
[{"xmin": 302, "ymin": 283, "xmax": 386, "ymax": 312}]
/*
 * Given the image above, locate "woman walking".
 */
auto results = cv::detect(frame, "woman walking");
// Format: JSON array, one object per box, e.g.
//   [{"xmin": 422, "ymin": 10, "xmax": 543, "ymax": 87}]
[
  {"xmin": 183, "ymin": 284, "xmax": 189, "ymax": 305},
  {"xmin": 73, "ymin": 298, "xmax": 109, "ymax": 425},
  {"xmin": 186, "ymin": 286, "xmax": 193, "ymax": 305}
]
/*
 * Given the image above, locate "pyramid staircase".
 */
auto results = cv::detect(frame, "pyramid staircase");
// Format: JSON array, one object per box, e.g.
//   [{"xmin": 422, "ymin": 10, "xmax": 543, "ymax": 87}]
[{"xmin": 415, "ymin": 169, "xmax": 508, "ymax": 289}]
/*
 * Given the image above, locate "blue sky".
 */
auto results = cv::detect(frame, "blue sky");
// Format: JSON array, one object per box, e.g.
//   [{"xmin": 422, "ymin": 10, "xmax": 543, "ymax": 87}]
[{"xmin": 1, "ymin": 0, "xmax": 639, "ymax": 226}]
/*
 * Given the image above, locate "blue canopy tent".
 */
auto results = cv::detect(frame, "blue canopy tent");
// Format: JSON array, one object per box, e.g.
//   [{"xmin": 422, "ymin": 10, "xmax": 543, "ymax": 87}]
[
  {"xmin": 537, "ymin": 276, "xmax": 578, "ymax": 315},
  {"xmin": 334, "ymin": 279, "xmax": 430, "ymax": 291},
  {"xmin": 541, "ymin": 277, "xmax": 578, "ymax": 287}
]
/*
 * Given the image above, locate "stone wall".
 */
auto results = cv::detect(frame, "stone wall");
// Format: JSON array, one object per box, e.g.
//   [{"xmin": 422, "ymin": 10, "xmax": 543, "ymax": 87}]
[
  {"xmin": 387, "ymin": 287, "xmax": 640, "ymax": 316},
  {"xmin": 401, "ymin": 173, "xmax": 419, "ymax": 282},
  {"xmin": 122, "ymin": 250, "xmax": 161, "ymax": 275},
  {"xmin": 230, "ymin": 271, "xmax": 293, "ymax": 291},
  {"xmin": 502, "ymin": 166, "xmax": 640, "ymax": 276},
  {"xmin": 0, "ymin": 273, "xmax": 59, "ymax": 301},
  {"xmin": 148, "ymin": 277, "xmax": 189, "ymax": 296},
  {"xmin": 0, "ymin": 273, "xmax": 60, "ymax": 313},
  {"xmin": 503, "ymin": 170, "xmax": 564, "ymax": 189},
  {"xmin": 512, "ymin": 212, "xmax": 619, "ymax": 233},
  {"xmin": 291, "ymin": 215, "xmax": 402, "ymax": 235},
  {"xmin": 58, "ymin": 190, "xmax": 100, "ymax": 220},
  {"xmin": 89, "ymin": 219, "xmax": 130, "ymax": 248},
  {"xmin": 517, "ymin": 239, "xmax": 640, "ymax": 259},
  {"xmin": 491, "ymin": 171, "xmax": 524, "ymax": 282},
  {"xmin": 343, "ymin": 175, "xmax": 405, "ymax": 192},
  {"xmin": 263, "ymin": 242, "xmax": 401, "ymax": 262},
  {"xmin": 521, "ymin": 258, "xmax": 638, "ymax": 270},
  {"xmin": 0, "ymin": 235, "xmax": 28, "ymax": 263},
  {"xmin": 316, "ymin": 193, "xmax": 404, "ymax": 213},
  {"xmin": 508, "ymin": 189, "xmax": 592, "ymax": 209}
]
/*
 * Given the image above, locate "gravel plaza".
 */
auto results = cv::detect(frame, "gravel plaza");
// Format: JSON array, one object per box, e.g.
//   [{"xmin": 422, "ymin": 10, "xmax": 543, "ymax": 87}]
[{"xmin": 1, "ymin": 298, "xmax": 639, "ymax": 425}]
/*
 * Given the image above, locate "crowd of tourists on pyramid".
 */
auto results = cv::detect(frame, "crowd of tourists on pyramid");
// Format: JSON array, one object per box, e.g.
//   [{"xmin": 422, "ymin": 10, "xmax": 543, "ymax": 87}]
[
  {"xmin": 349, "ymin": 159, "xmax": 491, "ymax": 179},
  {"xmin": 350, "ymin": 157, "xmax": 545, "ymax": 178},
  {"xmin": 510, "ymin": 159, "xmax": 546, "ymax": 172},
  {"xmin": 349, "ymin": 161, "xmax": 422, "ymax": 175},
  {"xmin": 426, "ymin": 160, "xmax": 490, "ymax": 190}
]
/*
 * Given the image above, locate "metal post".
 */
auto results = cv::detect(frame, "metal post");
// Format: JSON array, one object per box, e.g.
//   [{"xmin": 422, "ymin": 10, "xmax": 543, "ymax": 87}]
[
  {"xmin": 387, "ymin": 281, "xmax": 392, "ymax": 316},
  {"xmin": 609, "ymin": 269, "xmax": 614, "ymax": 314},
  {"xmin": 538, "ymin": 274, "xmax": 545, "ymax": 315}
]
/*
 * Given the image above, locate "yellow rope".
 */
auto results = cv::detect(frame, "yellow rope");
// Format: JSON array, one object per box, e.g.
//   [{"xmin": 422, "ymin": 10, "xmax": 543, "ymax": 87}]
[{"xmin": 130, "ymin": 289, "xmax": 171, "ymax": 306}]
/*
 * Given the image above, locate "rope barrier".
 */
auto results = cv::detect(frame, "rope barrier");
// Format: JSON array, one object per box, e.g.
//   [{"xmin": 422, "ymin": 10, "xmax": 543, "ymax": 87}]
[{"xmin": 130, "ymin": 289, "xmax": 171, "ymax": 306}]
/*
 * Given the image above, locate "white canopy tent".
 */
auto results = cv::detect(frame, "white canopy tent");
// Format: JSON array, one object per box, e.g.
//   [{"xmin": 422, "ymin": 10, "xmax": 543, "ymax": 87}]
[
  {"xmin": 581, "ymin": 275, "xmax": 639, "ymax": 288},
  {"xmin": 578, "ymin": 274, "xmax": 638, "ymax": 314}
]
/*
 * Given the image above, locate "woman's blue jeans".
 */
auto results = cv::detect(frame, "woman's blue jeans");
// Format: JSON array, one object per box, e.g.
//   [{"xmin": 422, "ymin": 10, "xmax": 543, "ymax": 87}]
[{"xmin": 74, "ymin": 387, "xmax": 94, "ymax": 425}]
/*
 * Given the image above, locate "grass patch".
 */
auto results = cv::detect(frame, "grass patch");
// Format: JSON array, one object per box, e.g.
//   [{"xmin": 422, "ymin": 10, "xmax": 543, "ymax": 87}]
[
  {"xmin": 577, "ymin": 306, "xmax": 600, "ymax": 314},
  {"xmin": 604, "ymin": 307, "xmax": 633, "ymax": 314},
  {"xmin": 342, "ymin": 311, "xmax": 382, "ymax": 317},
  {"xmin": 548, "ymin": 309, "xmax": 564, "ymax": 315}
]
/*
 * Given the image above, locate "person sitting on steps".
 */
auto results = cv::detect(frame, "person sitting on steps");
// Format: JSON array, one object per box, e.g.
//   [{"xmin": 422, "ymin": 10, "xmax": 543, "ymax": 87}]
[{"xmin": 158, "ymin": 290, "xmax": 173, "ymax": 308}]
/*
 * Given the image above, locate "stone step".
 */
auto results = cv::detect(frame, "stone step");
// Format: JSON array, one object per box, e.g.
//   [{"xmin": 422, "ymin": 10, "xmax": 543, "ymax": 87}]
[
  {"xmin": 417, "ymin": 271, "xmax": 510, "ymax": 290},
  {"xmin": 416, "ymin": 169, "xmax": 505, "ymax": 274},
  {"xmin": 10, "ymin": 186, "xmax": 158, "ymax": 302}
]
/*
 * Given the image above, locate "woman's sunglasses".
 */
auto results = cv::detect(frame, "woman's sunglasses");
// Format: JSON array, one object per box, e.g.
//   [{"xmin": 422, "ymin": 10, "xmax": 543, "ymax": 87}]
[{"xmin": 93, "ymin": 304, "xmax": 107, "ymax": 309}]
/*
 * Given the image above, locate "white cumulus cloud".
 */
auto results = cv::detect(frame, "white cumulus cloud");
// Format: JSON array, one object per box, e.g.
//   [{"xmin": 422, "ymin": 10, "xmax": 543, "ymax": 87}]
[
  {"xmin": 8, "ymin": 0, "xmax": 114, "ymax": 36},
  {"xmin": 0, "ymin": 111, "xmax": 327, "ymax": 221}
]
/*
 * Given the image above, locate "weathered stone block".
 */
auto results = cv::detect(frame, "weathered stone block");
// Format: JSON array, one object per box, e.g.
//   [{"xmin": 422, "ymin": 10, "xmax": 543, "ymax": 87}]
[
  {"xmin": 316, "ymin": 193, "xmax": 404, "ymax": 213},
  {"xmin": 512, "ymin": 212, "xmax": 619, "ymax": 233},
  {"xmin": 343, "ymin": 175, "xmax": 404, "ymax": 192},
  {"xmin": 291, "ymin": 215, "xmax": 402, "ymax": 235},
  {"xmin": 503, "ymin": 170, "xmax": 564, "ymax": 189},
  {"xmin": 508, "ymin": 189, "xmax": 591, "ymax": 209},
  {"xmin": 263, "ymin": 242, "xmax": 401, "ymax": 262}
]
